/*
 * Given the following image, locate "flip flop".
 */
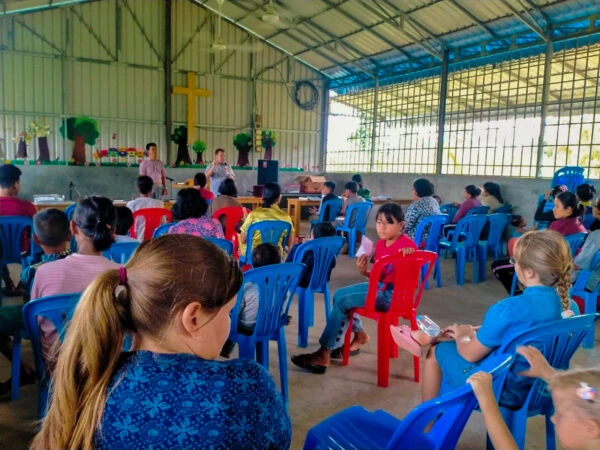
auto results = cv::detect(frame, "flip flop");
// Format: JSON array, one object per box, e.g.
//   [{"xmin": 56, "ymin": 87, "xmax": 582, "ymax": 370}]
[
  {"xmin": 330, "ymin": 347, "xmax": 360, "ymax": 360},
  {"xmin": 291, "ymin": 354, "xmax": 327, "ymax": 374},
  {"xmin": 390, "ymin": 325, "xmax": 423, "ymax": 357}
]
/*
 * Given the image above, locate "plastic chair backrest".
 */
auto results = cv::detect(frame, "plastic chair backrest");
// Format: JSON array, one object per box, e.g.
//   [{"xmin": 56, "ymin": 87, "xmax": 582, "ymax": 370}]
[
  {"xmin": 583, "ymin": 213, "xmax": 595, "ymax": 230},
  {"xmin": 103, "ymin": 242, "xmax": 140, "ymax": 264},
  {"xmin": 22, "ymin": 293, "xmax": 82, "ymax": 378},
  {"xmin": 494, "ymin": 204, "xmax": 512, "ymax": 213},
  {"xmin": 130, "ymin": 208, "xmax": 172, "ymax": 241},
  {"xmin": 244, "ymin": 220, "xmax": 292, "ymax": 262},
  {"xmin": 484, "ymin": 213, "xmax": 511, "ymax": 245},
  {"xmin": 318, "ymin": 198, "xmax": 343, "ymax": 222},
  {"xmin": 292, "ymin": 236, "xmax": 345, "ymax": 290},
  {"xmin": 439, "ymin": 203, "xmax": 459, "ymax": 222},
  {"xmin": 230, "ymin": 263, "xmax": 304, "ymax": 338},
  {"xmin": 0, "ymin": 216, "xmax": 34, "ymax": 264},
  {"xmin": 465, "ymin": 205, "xmax": 490, "ymax": 216},
  {"xmin": 413, "ymin": 215, "xmax": 448, "ymax": 252},
  {"xmin": 552, "ymin": 166, "xmax": 585, "ymax": 192},
  {"xmin": 572, "ymin": 250, "xmax": 600, "ymax": 292},
  {"xmin": 386, "ymin": 353, "xmax": 513, "ymax": 450},
  {"xmin": 447, "ymin": 215, "xmax": 488, "ymax": 251},
  {"xmin": 213, "ymin": 206, "xmax": 245, "ymax": 245},
  {"xmin": 363, "ymin": 251, "xmax": 437, "ymax": 317},
  {"xmin": 205, "ymin": 237, "xmax": 234, "ymax": 255},
  {"xmin": 64, "ymin": 203, "xmax": 76, "ymax": 220},
  {"xmin": 152, "ymin": 222, "xmax": 172, "ymax": 238},
  {"xmin": 493, "ymin": 314, "xmax": 598, "ymax": 413},
  {"xmin": 565, "ymin": 232, "xmax": 587, "ymax": 257},
  {"xmin": 342, "ymin": 202, "xmax": 372, "ymax": 232}
]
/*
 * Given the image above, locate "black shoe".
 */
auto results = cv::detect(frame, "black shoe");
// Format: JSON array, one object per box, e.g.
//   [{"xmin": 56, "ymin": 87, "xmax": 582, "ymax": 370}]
[
  {"xmin": 290, "ymin": 354, "xmax": 327, "ymax": 374},
  {"xmin": 330, "ymin": 347, "xmax": 360, "ymax": 360}
]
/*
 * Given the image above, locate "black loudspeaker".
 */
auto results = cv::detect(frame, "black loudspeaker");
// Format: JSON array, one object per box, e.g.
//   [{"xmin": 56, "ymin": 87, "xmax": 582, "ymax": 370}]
[{"xmin": 257, "ymin": 160, "xmax": 279, "ymax": 185}]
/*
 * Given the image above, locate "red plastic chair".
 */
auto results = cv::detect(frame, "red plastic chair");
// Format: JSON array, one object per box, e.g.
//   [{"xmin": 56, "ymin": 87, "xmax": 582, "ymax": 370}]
[
  {"xmin": 213, "ymin": 206, "xmax": 247, "ymax": 258},
  {"xmin": 342, "ymin": 250, "xmax": 437, "ymax": 387},
  {"xmin": 130, "ymin": 208, "xmax": 172, "ymax": 241}
]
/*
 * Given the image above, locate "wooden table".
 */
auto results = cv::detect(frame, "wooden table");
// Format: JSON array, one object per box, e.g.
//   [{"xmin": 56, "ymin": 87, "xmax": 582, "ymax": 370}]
[
  {"xmin": 287, "ymin": 198, "xmax": 321, "ymax": 233},
  {"xmin": 237, "ymin": 196, "xmax": 263, "ymax": 210},
  {"xmin": 372, "ymin": 198, "xmax": 412, "ymax": 206},
  {"xmin": 34, "ymin": 202, "xmax": 74, "ymax": 212}
]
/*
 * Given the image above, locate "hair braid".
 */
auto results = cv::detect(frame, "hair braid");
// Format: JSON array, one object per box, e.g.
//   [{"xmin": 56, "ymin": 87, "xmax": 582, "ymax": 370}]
[{"xmin": 554, "ymin": 262, "xmax": 573, "ymax": 312}]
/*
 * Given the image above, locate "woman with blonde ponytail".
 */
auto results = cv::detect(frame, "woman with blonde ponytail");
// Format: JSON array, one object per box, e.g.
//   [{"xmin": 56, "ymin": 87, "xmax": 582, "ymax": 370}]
[
  {"xmin": 31, "ymin": 235, "xmax": 291, "ymax": 450},
  {"xmin": 393, "ymin": 230, "xmax": 580, "ymax": 409}
]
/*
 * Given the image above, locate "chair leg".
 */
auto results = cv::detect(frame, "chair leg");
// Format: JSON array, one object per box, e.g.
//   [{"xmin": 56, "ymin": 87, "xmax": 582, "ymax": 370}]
[
  {"xmin": 11, "ymin": 330, "xmax": 22, "ymax": 401},
  {"xmin": 583, "ymin": 293, "xmax": 596, "ymax": 349},
  {"xmin": 256, "ymin": 341, "xmax": 269, "ymax": 368},
  {"xmin": 298, "ymin": 290, "xmax": 309, "ymax": 348},
  {"xmin": 323, "ymin": 285, "xmax": 331, "ymax": 320},
  {"xmin": 277, "ymin": 329, "xmax": 289, "ymax": 405},
  {"xmin": 545, "ymin": 413, "xmax": 556, "ymax": 450},
  {"xmin": 435, "ymin": 258, "xmax": 442, "ymax": 288},
  {"xmin": 501, "ymin": 407, "xmax": 527, "ymax": 450},
  {"xmin": 238, "ymin": 338, "xmax": 255, "ymax": 360},
  {"xmin": 410, "ymin": 315, "xmax": 420, "ymax": 383},
  {"xmin": 377, "ymin": 319, "xmax": 392, "ymax": 388},
  {"xmin": 456, "ymin": 248, "xmax": 465, "ymax": 286},
  {"xmin": 510, "ymin": 272, "xmax": 518, "ymax": 296},
  {"xmin": 348, "ymin": 231, "xmax": 356, "ymax": 258},
  {"xmin": 342, "ymin": 311, "xmax": 354, "ymax": 366},
  {"xmin": 478, "ymin": 244, "xmax": 487, "ymax": 283}
]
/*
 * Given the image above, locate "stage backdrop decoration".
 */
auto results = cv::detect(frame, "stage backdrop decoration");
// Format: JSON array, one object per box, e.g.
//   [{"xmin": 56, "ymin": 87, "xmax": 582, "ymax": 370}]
[
  {"xmin": 172, "ymin": 125, "xmax": 191, "ymax": 166},
  {"xmin": 28, "ymin": 119, "xmax": 51, "ymax": 161},
  {"xmin": 192, "ymin": 139, "xmax": 206, "ymax": 165},
  {"xmin": 13, "ymin": 130, "xmax": 32, "ymax": 159},
  {"xmin": 59, "ymin": 116, "xmax": 100, "ymax": 164},
  {"xmin": 233, "ymin": 132, "xmax": 252, "ymax": 167},
  {"xmin": 261, "ymin": 130, "xmax": 276, "ymax": 161}
]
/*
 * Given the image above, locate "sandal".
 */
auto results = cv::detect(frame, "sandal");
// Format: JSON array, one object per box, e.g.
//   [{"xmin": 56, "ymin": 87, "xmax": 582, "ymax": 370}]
[
  {"xmin": 390, "ymin": 325, "xmax": 423, "ymax": 357},
  {"xmin": 290, "ymin": 353, "xmax": 327, "ymax": 374}
]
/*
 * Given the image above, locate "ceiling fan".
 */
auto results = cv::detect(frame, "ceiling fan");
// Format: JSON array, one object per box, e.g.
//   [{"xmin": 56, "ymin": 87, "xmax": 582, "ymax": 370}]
[
  {"xmin": 255, "ymin": 0, "xmax": 296, "ymax": 30},
  {"xmin": 200, "ymin": 0, "xmax": 262, "ymax": 53}
]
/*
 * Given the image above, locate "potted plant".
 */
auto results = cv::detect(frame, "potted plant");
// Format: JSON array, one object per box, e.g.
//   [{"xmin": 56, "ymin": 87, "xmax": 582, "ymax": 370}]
[
  {"xmin": 28, "ymin": 119, "xmax": 51, "ymax": 161},
  {"xmin": 261, "ymin": 130, "xmax": 277, "ymax": 160},
  {"xmin": 171, "ymin": 125, "xmax": 191, "ymax": 165},
  {"xmin": 192, "ymin": 139, "xmax": 206, "ymax": 165},
  {"xmin": 233, "ymin": 132, "xmax": 252, "ymax": 167}
]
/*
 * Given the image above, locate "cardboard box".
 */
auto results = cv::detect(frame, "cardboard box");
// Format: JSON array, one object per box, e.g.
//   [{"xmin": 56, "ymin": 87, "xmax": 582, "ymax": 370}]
[{"xmin": 296, "ymin": 175, "xmax": 326, "ymax": 194}]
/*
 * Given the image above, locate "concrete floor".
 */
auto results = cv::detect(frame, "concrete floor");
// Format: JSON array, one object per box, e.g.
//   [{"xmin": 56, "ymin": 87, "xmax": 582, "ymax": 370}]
[{"xmin": 1, "ymin": 236, "xmax": 599, "ymax": 450}]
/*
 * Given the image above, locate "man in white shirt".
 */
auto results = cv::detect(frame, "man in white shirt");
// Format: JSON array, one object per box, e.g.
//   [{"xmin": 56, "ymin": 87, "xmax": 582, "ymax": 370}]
[
  {"xmin": 205, "ymin": 148, "xmax": 235, "ymax": 195},
  {"xmin": 127, "ymin": 175, "xmax": 164, "ymax": 240}
]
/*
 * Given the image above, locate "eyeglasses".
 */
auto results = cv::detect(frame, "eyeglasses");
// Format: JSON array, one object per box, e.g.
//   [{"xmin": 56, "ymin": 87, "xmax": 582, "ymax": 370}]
[{"xmin": 509, "ymin": 256, "xmax": 517, "ymax": 265}]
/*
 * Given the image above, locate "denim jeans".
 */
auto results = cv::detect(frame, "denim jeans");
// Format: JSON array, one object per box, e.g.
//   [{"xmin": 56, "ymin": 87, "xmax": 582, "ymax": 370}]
[{"xmin": 319, "ymin": 282, "xmax": 393, "ymax": 350}]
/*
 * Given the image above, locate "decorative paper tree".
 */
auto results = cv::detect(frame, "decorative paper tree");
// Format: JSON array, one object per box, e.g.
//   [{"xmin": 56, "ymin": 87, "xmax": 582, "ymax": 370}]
[
  {"xmin": 171, "ymin": 125, "xmax": 191, "ymax": 165},
  {"xmin": 261, "ymin": 130, "xmax": 277, "ymax": 160},
  {"xmin": 233, "ymin": 132, "xmax": 252, "ymax": 167},
  {"xmin": 59, "ymin": 116, "xmax": 100, "ymax": 164},
  {"xmin": 192, "ymin": 140, "xmax": 206, "ymax": 165},
  {"xmin": 28, "ymin": 119, "xmax": 51, "ymax": 161},
  {"xmin": 13, "ymin": 130, "xmax": 32, "ymax": 159}
]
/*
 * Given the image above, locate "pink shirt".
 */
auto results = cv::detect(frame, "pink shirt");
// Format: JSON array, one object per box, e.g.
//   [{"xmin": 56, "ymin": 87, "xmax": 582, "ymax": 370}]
[
  {"xmin": 549, "ymin": 217, "xmax": 587, "ymax": 236},
  {"xmin": 195, "ymin": 186, "xmax": 215, "ymax": 201},
  {"xmin": 139, "ymin": 159, "xmax": 166, "ymax": 185},
  {"xmin": 374, "ymin": 234, "xmax": 418, "ymax": 286},
  {"xmin": 31, "ymin": 253, "xmax": 120, "ymax": 369}
]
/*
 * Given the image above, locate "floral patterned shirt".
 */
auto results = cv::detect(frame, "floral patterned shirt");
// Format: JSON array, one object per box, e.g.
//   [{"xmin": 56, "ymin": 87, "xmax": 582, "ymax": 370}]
[
  {"xmin": 167, "ymin": 217, "xmax": 225, "ymax": 239},
  {"xmin": 404, "ymin": 196, "xmax": 441, "ymax": 239},
  {"xmin": 96, "ymin": 351, "xmax": 291, "ymax": 450}
]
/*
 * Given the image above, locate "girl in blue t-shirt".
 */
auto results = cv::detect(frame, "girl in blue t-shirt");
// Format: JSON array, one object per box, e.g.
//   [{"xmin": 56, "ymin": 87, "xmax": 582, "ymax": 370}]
[
  {"xmin": 392, "ymin": 229, "xmax": 577, "ymax": 408},
  {"xmin": 31, "ymin": 234, "xmax": 291, "ymax": 450}
]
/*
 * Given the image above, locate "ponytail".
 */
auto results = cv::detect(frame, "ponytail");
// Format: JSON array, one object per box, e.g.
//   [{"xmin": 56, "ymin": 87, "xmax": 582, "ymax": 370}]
[
  {"xmin": 73, "ymin": 196, "xmax": 116, "ymax": 252},
  {"xmin": 32, "ymin": 270, "xmax": 130, "ymax": 450}
]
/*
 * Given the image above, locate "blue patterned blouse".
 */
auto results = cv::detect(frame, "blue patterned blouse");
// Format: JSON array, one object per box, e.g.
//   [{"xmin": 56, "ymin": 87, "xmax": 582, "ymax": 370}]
[{"xmin": 96, "ymin": 351, "xmax": 291, "ymax": 450}]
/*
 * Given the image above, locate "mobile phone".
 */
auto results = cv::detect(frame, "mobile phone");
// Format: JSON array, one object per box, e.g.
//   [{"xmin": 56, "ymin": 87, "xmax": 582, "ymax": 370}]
[{"xmin": 417, "ymin": 315, "xmax": 441, "ymax": 337}]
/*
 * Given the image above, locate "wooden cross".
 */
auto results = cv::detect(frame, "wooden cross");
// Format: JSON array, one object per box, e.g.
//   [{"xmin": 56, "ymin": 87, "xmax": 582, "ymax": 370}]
[{"xmin": 172, "ymin": 72, "xmax": 210, "ymax": 145}]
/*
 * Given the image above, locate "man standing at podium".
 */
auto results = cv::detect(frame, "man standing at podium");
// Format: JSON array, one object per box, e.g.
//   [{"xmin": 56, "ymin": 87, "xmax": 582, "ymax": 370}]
[
  {"xmin": 205, "ymin": 148, "xmax": 235, "ymax": 195},
  {"xmin": 139, "ymin": 143, "xmax": 167, "ymax": 199}
]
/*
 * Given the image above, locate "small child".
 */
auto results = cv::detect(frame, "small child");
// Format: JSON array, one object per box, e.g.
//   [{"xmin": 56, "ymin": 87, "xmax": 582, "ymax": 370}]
[
  {"xmin": 126, "ymin": 175, "xmax": 164, "ymax": 212},
  {"xmin": 221, "ymin": 243, "xmax": 281, "ymax": 358},
  {"xmin": 193, "ymin": 173, "xmax": 215, "ymax": 202},
  {"xmin": 309, "ymin": 181, "xmax": 337, "ymax": 220},
  {"xmin": 113, "ymin": 206, "xmax": 137, "ymax": 243},
  {"xmin": 286, "ymin": 222, "xmax": 337, "ymax": 289},
  {"xmin": 469, "ymin": 345, "xmax": 600, "ymax": 450}
]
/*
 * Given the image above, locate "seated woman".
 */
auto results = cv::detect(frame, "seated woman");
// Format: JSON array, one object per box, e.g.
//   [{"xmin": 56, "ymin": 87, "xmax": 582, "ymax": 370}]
[
  {"xmin": 481, "ymin": 182, "xmax": 504, "ymax": 213},
  {"xmin": 451, "ymin": 185, "xmax": 482, "ymax": 224},
  {"xmin": 352, "ymin": 174, "xmax": 371, "ymax": 200},
  {"xmin": 534, "ymin": 185, "xmax": 568, "ymax": 224},
  {"xmin": 291, "ymin": 203, "xmax": 417, "ymax": 374},
  {"xmin": 576, "ymin": 183, "xmax": 596, "ymax": 216},
  {"xmin": 193, "ymin": 172, "xmax": 215, "ymax": 202},
  {"xmin": 392, "ymin": 230, "xmax": 579, "ymax": 408},
  {"xmin": 208, "ymin": 178, "xmax": 243, "ymax": 216},
  {"xmin": 404, "ymin": 178, "xmax": 441, "ymax": 240},
  {"xmin": 167, "ymin": 188, "xmax": 224, "ymax": 239},
  {"xmin": 239, "ymin": 182, "xmax": 294, "ymax": 257},
  {"xmin": 572, "ymin": 196, "xmax": 600, "ymax": 293},
  {"xmin": 31, "ymin": 235, "xmax": 291, "ymax": 450}
]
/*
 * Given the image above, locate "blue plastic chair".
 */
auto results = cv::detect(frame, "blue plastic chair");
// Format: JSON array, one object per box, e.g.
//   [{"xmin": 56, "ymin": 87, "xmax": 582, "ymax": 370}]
[
  {"xmin": 551, "ymin": 166, "xmax": 585, "ymax": 192},
  {"xmin": 152, "ymin": 222, "xmax": 172, "ymax": 238},
  {"xmin": 292, "ymin": 236, "xmax": 345, "ymax": 347},
  {"xmin": 465, "ymin": 205, "xmax": 490, "ymax": 216},
  {"xmin": 565, "ymin": 232, "xmax": 587, "ymax": 257},
  {"xmin": 303, "ymin": 353, "xmax": 513, "ymax": 450},
  {"xmin": 413, "ymin": 214, "xmax": 449, "ymax": 288},
  {"xmin": 583, "ymin": 213, "xmax": 595, "ymax": 229},
  {"xmin": 336, "ymin": 202, "xmax": 373, "ymax": 258},
  {"xmin": 64, "ymin": 203, "xmax": 78, "ymax": 252},
  {"xmin": 103, "ymin": 242, "xmax": 140, "ymax": 264},
  {"xmin": 486, "ymin": 314, "xmax": 598, "ymax": 450},
  {"xmin": 494, "ymin": 204, "xmax": 513, "ymax": 213},
  {"xmin": 0, "ymin": 216, "xmax": 35, "ymax": 263},
  {"xmin": 317, "ymin": 197, "xmax": 343, "ymax": 223},
  {"xmin": 205, "ymin": 237, "xmax": 234, "ymax": 255},
  {"xmin": 22, "ymin": 292, "xmax": 82, "ymax": 418},
  {"xmin": 480, "ymin": 213, "xmax": 511, "ymax": 260},
  {"xmin": 439, "ymin": 215, "xmax": 488, "ymax": 285},
  {"xmin": 439, "ymin": 203, "xmax": 458, "ymax": 223},
  {"xmin": 229, "ymin": 263, "xmax": 304, "ymax": 404},
  {"xmin": 570, "ymin": 250, "xmax": 600, "ymax": 348},
  {"xmin": 240, "ymin": 220, "xmax": 292, "ymax": 265}
]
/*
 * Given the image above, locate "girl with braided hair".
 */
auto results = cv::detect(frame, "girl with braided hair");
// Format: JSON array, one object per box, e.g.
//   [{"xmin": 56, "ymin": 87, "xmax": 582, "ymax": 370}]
[{"xmin": 392, "ymin": 230, "xmax": 579, "ymax": 408}]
